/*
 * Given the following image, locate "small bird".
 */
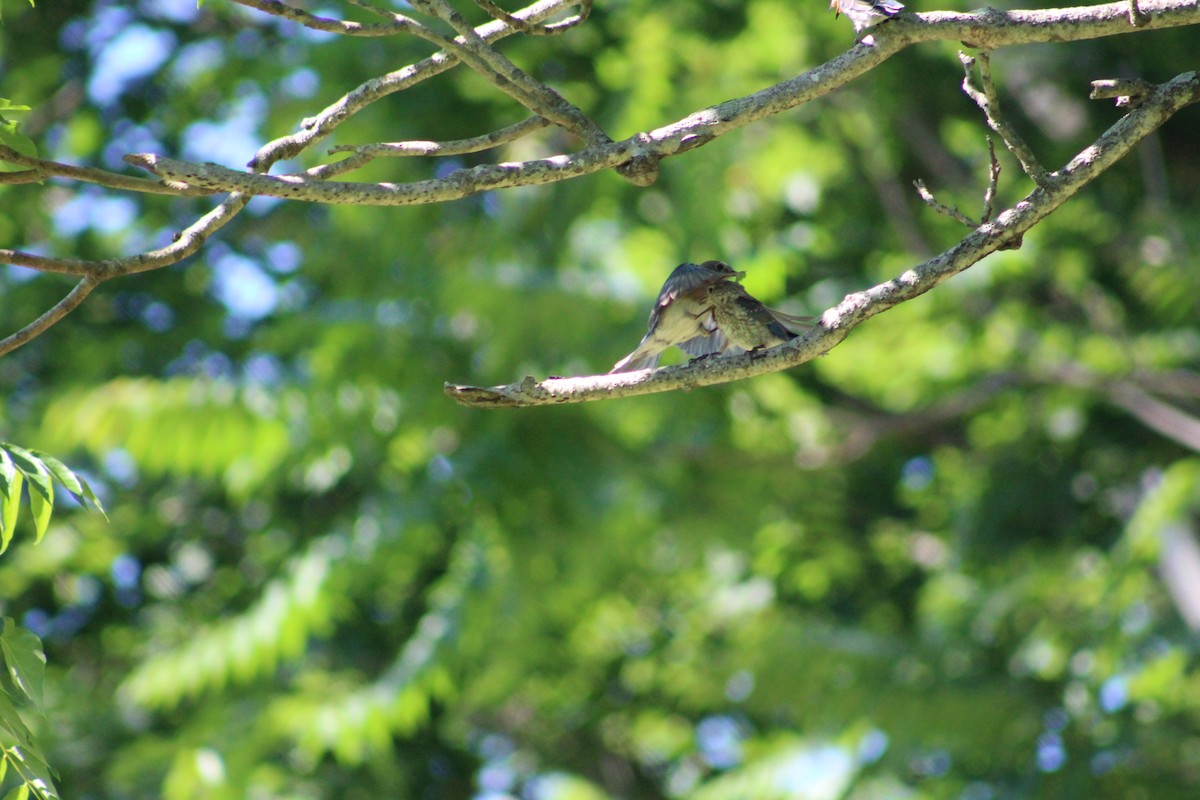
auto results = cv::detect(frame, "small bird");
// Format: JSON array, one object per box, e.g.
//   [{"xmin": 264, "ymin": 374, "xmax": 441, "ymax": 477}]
[
  {"xmin": 830, "ymin": 0, "xmax": 904, "ymax": 33},
  {"xmin": 610, "ymin": 260, "xmax": 745, "ymax": 373},
  {"xmin": 705, "ymin": 281, "xmax": 814, "ymax": 353}
]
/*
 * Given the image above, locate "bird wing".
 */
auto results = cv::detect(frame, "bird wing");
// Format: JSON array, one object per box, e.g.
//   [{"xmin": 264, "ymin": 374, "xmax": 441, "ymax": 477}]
[
  {"xmin": 679, "ymin": 330, "xmax": 729, "ymax": 358},
  {"xmin": 645, "ymin": 263, "xmax": 742, "ymax": 332}
]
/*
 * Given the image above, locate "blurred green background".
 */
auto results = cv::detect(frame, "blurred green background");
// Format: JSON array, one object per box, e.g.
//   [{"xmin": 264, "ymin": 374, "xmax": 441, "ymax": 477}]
[{"xmin": 2, "ymin": 0, "xmax": 1200, "ymax": 797}]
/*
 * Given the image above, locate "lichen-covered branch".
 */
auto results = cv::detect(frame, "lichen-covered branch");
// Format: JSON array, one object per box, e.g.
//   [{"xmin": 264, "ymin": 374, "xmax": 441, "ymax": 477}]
[
  {"xmin": 107, "ymin": 1, "xmax": 1200, "ymax": 203},
  {"xmin": 1, "ymin": 194, "xmax": 248, "ymax": 278},
  {"xmin": 0, "ymin": 276, "xmax": 101, "ymax": 357},
  {"xmin": 959, "ymin": 51, "xmax": 1050, "ymax": 185},
  {"xmin": 445, "ymin": 71, "xmax": 1200, "ymax": 407},
  {"xmin": 1, "ymin": 0, "xmax": 1198, "ymax": 357},
  {"xmin": 247, "ymin": 0, "xmax": 586, "ymax": 169}
]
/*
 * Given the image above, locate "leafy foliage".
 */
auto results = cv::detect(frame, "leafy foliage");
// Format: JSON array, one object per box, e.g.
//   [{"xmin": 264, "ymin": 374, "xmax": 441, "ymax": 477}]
[
  {"xmin": 0, "ymin": 444, "xmax": 104, "ymax": 553},
  {"xmin": 0, "ymin": 0, "xmax": 1199, "ymax": 798}
]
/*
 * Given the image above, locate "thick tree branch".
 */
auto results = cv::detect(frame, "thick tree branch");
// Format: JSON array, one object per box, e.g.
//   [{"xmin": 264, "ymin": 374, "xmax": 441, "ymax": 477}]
[{"xmin": 445, "ymin": 70, "xmax": 1200, "ymax": 407}]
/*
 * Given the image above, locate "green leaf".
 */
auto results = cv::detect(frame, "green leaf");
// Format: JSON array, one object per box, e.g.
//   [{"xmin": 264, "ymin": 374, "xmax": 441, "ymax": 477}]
[
  {"xmin": 0, "ymin": 450, "xmax": 14, "ymax": 500},
  {"xmin": 0, "ymin": 120, "xmax": 36, "ymax": 173},
  {"xmin": 0, "ymin": 690, "xmax": 33, "ymax": 751},
  {"xmin": 28, "ymin": 452, "xmax": 103, "ymax": 519},
  {"xmin": 5, "ymin": 744, "xmax": 58, "ymax": 800},
  {"xmin": 25, "ymin": 491, "xmax": 51, "ymax": 546},
  {"xmin": 0, "ymin": 472, "xmax": 21, "ymax": 555},
  {"xmin": 1, "ymin": 447, "xmax": 51, "ymax": 504},
  {"xmin": 2, "ymin": 783, "xmax": 29, "ymax": 800},
  {"xmin": 0, "ymin": 621, "xmax": 45, "ymax": 713},
  {"xmin": 76, "ymin": 478, "xmax": 107, "ymax": 521},
  {"xmin": 0, "ymin": 99, "xmax": 31, "ymax": 113},
  {"xmin": 26, "ymin": 453, "xmax": 81, "ymax": 498}
]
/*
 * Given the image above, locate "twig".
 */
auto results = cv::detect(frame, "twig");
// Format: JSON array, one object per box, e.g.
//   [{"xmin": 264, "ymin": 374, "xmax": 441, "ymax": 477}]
[
  {"xmin": 1, "ymin": 195, "xmax": 248, "ymax": 278},
  {"xmin": 0, "ymin": 276, "xmax": 101, "ymax": 357},
  {"xmin": 912, "ymin": 136, "xmax": 1002, "ymax": 228},
  {"xmin": 444, "ymin": 70, "xmax": 1200, "ymax": 407},
  {"xmin": 328, "ymin": 117, "xmax": 552, "ymax": 159},
  {"xmin": 1053, "ymin": 363, "xmax": 1200, "ymax": 452},
  {"xmin": 1129, "ymin": 0, "xmax": 1152, "ymax": 25},
  {"xmin": 229, "ymin": 0, "xmax": 419, "ymax": 36},
  {"xmin": 913, "ymin": 178, "xmax": 978, "ymax": 227},
  {"xmin": 246, "ymin": 0, "xmax": 583, "ymax": 169},
  {"xmin": 311, "ymin": 118, "xmax": 551, "ymax": 179},
  {"xmin": 408, "ymin": 0, "xmax": 610, "ymax": 145},
  {"xmin": 473, "ymin": 0, "xmax": 592, "ymax": 34},
  {"xmin": 959, "ymin": 51, "xmax": 1051, "ymax": 186},
  {"xmin": 1090, "ymin": 77, "xmax": 1156, "ymax": 107},
  {"xmin": 0, "ymin": 145, "xmax": 214, "ymax": 196},
  {"xmin": 981, "ymin": 136, "xmax": 1001, "ymax": 222}
]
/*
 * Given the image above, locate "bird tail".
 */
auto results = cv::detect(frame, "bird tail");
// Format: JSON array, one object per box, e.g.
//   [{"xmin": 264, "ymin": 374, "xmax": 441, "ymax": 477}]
[{"xmin": 767, "ymin": 309, "xmax": 816, "ymax": 330}]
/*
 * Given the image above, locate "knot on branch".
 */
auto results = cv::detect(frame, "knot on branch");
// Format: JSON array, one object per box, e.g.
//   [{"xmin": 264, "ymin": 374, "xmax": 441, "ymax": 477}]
[
  {"xmin": 616, "ymin": 153, "xmax": 661, "ymax": 186},
  {"xmin": 1090, "ymin": 77, "xmax": 1156, "ymax": 108}
]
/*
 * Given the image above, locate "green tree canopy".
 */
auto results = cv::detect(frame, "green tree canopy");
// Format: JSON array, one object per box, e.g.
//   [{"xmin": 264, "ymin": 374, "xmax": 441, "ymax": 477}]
[{"xmin": 1, "ymin": 0, "xmax": 1200, "ymax": 798}]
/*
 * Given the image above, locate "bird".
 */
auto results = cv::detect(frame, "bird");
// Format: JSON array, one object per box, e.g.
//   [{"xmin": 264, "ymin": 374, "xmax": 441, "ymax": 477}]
[
  {"xmin": 609, "ymin": 260, "xmax": 745, "ymax": 373},
  {"xmin": 704, "ymin": 281, "xmax": 814, "ymax": 353},
  {"xmin": 830, "ymin": 0, "xmax": 904, "ymax": 33}
]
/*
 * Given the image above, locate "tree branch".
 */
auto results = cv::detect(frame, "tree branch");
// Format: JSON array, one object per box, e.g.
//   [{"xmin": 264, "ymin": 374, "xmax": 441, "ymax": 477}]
[
  {"xmin": 473, "ymin": 0, "xmax": 592, "ymax": 34},
  {"xmin": 959, "ymin": 51, "xmax": 1050, "ymax": 186},
  {"xmin": 246, "ymin": 0, "xmax": 587, "ymax": 169},
  {"xmin": 445, "ymin": 70, "xmax": 1200, "ymax": 407},
  {"xmin": 327, "ymin": 117, "xmax": 552, "ymax": 161},
  {"xmin": 119, "ymin": 1, "xmax": 1200, "ymax": 204},
  {"xmin": 0, "ymin": 144, "xmax": 214, "ymax": 196},
  {"xmin": 3, "ymin": 0, "xmax": 1198, "ymax": 357},
  {"xmin": 0, "ymin": 194, "xmax": 248, "ymax": 278},
  {"xmin": 0, "ymin": 276, "xmax": 101, "ymax": 357}
]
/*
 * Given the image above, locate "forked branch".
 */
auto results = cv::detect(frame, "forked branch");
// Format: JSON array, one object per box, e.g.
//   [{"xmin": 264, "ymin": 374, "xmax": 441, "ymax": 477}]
[{"xmin": 446, "ymin": 71, "xmax": 1200, "ymax": 407}]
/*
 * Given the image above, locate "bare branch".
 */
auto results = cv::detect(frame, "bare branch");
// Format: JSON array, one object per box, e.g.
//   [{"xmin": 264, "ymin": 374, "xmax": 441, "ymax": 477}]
[
  {"xmin": 328, "ymin": 117, "xmax": 552, "ymax": 159},
  {"xmin": 445, "ymin": 70, "xmax": 1200, "ymax": 407},
  {"xmin": 1128, "ymin": 0, "xmax": 1153, "ymax": 25},
  {"xmin": 124, "ymin": 147, "xmax": 634, "ymax": 204},
  {"xmin": 124, "ymin": 2, "xmax": 1200, "ymax": 205},
  {"xmin": 913, "ymin": 178, "xmax": 978, "ymax": 227},
  {"xmin": 408, "ymin": 0, "xmax": 610, "ymax": 145},
  {"xmin": 1053, "ymin": 363, "xmax": 1200, "ymax": 452},
  {"xmin": 1090, "ymin": 77, "xmax": 1157, "ymax": 107},
  {"xmin": 310, "ymin": 118, "xmax": 552, "ymax": 179},
  {"xmin": 913, "ymin": 136, "xmax": 1002, "ymax": 228},
  {"xmin": 958, "ymin": 51, "xmax": 1050, "ymax": 186},
  {"xmin": 0, "ymin": 144, "xmax": 212, "ymax": 197},
  {"xmin": 246, "ymin": 0, "xmax": 586, "ymax": 170},
  {"xmin": 474, "ymin": 0, "xmax": 592, "ymax": 35},
  {"xmin": 229, "ymin": 0, "xmax": 422, "ymax": 37},
  {"xmin": 0, "ymin": 276, "xmax": 101, "ymax": 357},
  {"xmin": 981, "ymin": 136, "xmax": 1001, "ymax": 222},
  {"xmin": 1, "ymin": 195, "xmax": 249, "ymax": 279}
]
